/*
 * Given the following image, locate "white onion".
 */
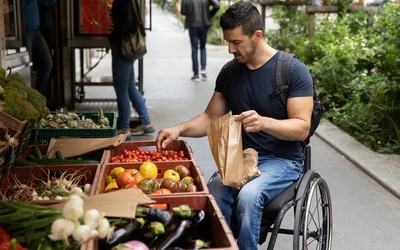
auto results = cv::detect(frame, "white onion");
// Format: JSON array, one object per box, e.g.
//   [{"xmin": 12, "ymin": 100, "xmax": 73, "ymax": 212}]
[
  {"xmin": 84, "ymin": 209, "xmax": 101, "ymax": 229},
  {"xmin": 84, "ymin": 183, "xmax": 92, "ymax": 195},
  {"xmin": 48, "ymin": 218, "xmax": 75, "ymax": 244},
  {"xmin": 97, "ymin": 217, "xmax": 112, "ymax": 239},
  {"xmin": 62, "ymin": 197, "xmax": 84, "ymax": 221},
  {"xmin": 72, "ymin": 224, "xmax": 98, "ymax": 243},
  {"xmin": 69, "ymin": 187, "xmax": 83, "ymax": 196}
]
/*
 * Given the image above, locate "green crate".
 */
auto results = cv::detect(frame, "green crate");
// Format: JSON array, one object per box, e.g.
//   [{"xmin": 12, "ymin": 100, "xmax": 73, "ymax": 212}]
[{"xmin": 29, "ymin": 112, "xmax": 117, "ymax": 144}]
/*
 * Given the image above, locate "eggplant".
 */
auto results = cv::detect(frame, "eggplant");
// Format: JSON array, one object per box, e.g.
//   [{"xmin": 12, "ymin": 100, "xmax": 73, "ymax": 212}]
[
  {"xmin": 150, "ymin": 219, "xmax": 195, "ymax": 250},
  {"xmin": 136, "ymin": 205, "xmax": 172, "ymax": 224},
  {"xmin": 190, "ymin": 210, "xmax": 210, "ymax": 236},
  {"xmin": 98, "ymin": 219, "xmax": 143, "ymax": 249}
]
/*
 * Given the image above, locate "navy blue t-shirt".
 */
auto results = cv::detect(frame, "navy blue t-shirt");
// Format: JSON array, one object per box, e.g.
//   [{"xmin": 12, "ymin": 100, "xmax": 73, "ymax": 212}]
[{"xmin": 214, "ymin": 51, "xmax": 314, "ymax": 160}]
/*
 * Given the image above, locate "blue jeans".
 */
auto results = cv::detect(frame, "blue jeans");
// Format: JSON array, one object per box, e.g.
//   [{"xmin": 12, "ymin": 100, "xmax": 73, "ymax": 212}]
[
  {"xmin": 25, "ymin": 28, "xmax": 52, "ymax": 95},
  {"xmin": 208, "ymin": 154, "xmax": 303, "ymax": 250},
  {"xmin": 111, "ymin": 49, "xmax": 151, "ymax": 130},
  {"xmin": 188, "ymin": 26, "xmax": 208, "ymax": 75}
]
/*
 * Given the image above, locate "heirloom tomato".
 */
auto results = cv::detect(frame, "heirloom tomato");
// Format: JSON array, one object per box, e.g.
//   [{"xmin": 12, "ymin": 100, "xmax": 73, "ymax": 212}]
[
  {"xmin": 163, "ymin": 169, "xmax": 180, "ymax": 182},
  {"xmin": 116, "ymin": 169, "xmax": 144, "ymax": 188}
]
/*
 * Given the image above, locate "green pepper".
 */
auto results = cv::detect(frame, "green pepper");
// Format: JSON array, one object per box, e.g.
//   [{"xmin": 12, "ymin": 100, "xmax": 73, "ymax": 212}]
[{"xmin": 137, "ymin": 178, "xmax": 160, "ymax": 194}]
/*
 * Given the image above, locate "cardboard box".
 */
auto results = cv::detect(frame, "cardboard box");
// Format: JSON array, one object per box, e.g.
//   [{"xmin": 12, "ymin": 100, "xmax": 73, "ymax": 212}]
[
  {"xmin": 105, "ymin": 140, "xmax": 195, "ymax": 163},
  {"xmin": 83, "ymin": 194, "xmax": 238, "ymax": 250},
  {"xmin": 0, "ymin": 164, "xmax": 101, "ymax": 204},
  {"xmin": 96, "ymin": 161, "xmax": 209, "ymax": 195}
]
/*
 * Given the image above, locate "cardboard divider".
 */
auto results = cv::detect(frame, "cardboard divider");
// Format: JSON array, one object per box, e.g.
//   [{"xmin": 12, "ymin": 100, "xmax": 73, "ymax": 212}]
[
  {"xmin": 96, "ymin": 161, "xmax": 209, "ymax": 195},
  {"xmin": 0, "ymin": 164, "xmax": 101, "ymax": 204}
]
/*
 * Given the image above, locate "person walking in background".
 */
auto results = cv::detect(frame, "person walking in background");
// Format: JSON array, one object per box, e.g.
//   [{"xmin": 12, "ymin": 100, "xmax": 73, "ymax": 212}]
[
  {"xmin": 108, "ymin": 0, "xmax": 155, "ymax": 139},
  {"xmin": 24, "ymin": 0, "xmax": 56, "ymax": 96},
  {"xmin": 156, "ymin": 1, "xmax": 314, "ymax": 249},
  {"xmin": 181, "ymin": 0, "xmax": 220, "ymax": 81}
]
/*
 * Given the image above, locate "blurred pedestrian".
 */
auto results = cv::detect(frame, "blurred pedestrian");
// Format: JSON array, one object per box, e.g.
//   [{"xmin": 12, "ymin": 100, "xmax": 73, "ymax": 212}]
[
  {"xmin": 108, "ymin": 0, "xmax": 155, "ymax": 139},
  {"xmin": 24, "ymin": 0, "xmax": 56, "ymax": 96},
  {"xmin": 181, "ymin": 0, "xmax": 220, "ymax": 81}
]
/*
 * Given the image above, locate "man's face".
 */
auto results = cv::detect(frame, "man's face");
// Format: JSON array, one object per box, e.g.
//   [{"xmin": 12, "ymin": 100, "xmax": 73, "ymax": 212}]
[{"xmin": 223, "ymin": 27, "xmax": 256, "ymax": 64}]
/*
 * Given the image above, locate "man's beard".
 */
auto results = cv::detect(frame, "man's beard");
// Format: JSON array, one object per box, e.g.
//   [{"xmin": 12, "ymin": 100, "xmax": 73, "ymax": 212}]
[{"xmin": 238, "ymin": 40, "xmax": 257, "ymax": 64}]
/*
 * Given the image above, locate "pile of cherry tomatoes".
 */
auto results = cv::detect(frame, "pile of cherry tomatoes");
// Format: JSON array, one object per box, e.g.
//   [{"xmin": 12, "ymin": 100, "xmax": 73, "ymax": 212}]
[{"xmin": 109, "ymin": 149, "xmax": 188, "ymax": 163}]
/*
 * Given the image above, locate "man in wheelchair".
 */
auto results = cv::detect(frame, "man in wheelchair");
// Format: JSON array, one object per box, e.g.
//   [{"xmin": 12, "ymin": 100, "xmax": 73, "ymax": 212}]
[{"xmin": 155, "ymin": 1, "xmax": 314, "ymax": 249}]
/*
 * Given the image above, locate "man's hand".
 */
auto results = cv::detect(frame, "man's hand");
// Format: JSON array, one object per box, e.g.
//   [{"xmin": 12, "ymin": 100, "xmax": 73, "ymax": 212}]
[
  {"xmin": 156, "ymin": 127, "xmax": 180, "ymax": 150},
  {"xmin": 235, "ymin": 110, "xmax": 264, "ymax": 133}
]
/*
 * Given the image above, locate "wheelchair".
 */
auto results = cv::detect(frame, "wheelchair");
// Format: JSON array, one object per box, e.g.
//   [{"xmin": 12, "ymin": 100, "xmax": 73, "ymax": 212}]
[{"xmin": 208, "ymin": 144, "xmax": 333, "ymax": 250}]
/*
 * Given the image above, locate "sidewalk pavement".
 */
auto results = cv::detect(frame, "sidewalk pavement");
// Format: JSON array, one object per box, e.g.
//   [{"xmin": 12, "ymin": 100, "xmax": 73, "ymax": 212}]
[{"xmin": 316, "ymin": 121, "xmax": 400, "ymax": 199}]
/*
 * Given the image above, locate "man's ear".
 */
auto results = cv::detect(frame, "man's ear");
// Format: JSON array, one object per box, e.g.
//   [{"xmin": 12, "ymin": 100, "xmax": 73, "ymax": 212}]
[{"xmin": 254, "ymin": 30, "xmax": 264, "ymax": 42}]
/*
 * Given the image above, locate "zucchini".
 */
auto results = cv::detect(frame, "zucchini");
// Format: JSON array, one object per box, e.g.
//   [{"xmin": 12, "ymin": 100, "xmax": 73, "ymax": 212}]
[
  {"xmin": 32, "ymin": 145, "xmax": 43, "ymax": 160},
  {"xmin": 26, "ymin": 155, "xmax": 36, "ymax": 161},
  {"xmin": 14, "ymin": 159, "xmax": 41, "ymax": 166},
  {"xmin": 55, "ymin": 151, "xmax": 65, "ymax": 160},
  {"xmin": 29, "ymin": 159, "xmax": 99, "ymax": 165}
]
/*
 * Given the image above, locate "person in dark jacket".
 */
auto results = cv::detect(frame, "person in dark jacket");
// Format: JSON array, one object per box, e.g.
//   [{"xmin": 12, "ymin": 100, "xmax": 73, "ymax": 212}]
[
  {"xmin": 108, "ymin": 0, "xmax": 155, "ymax": 139},
  {"xmin": 24, "ymin": 0, "xmax": 56, "ymax": 96},
  {"xmin": 181, "ymin": 0, "xmax": 220, "ymax": 81}
]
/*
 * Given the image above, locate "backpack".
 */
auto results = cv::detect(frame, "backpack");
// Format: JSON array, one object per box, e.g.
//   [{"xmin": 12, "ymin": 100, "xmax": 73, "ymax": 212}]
[{"xmin": 222, "ymin": 51, "xmax": 325, "ymax": 145}]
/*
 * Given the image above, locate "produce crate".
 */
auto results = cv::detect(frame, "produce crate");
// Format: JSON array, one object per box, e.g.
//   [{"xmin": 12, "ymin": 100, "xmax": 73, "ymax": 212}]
[
  {"xmin": 0, "ymin": 110, "xmax": 33, "ymax": 157},
  {"xmin": 14, "ymin": 120, "xmax": 35, "ymax": 157},
  {"xmin": 15, "ymin": 144, "xmax": 108, "ymax": 165},
  {"xmin": 0, "ymin": 164, "xmax": 101, "ymax": 204},
  {"xmin": 0, "ymin": 111, "xmax": 35, "ymax": 174},
  {"xmin": 84, "ymin": 194, "xmax": 239, "ymax": 250},
  {"xmin": 105, "ymin": 140, "xmax": 195, "ymax": 163},
  {"xmin": 0, "ymin": 145, "xmax": 10, "ymax": 184},
  {"xmin": 29, "ymin": 111, "xmax": 117, "ymax": 144},
  {"xmin": 0, "ymin": 110, "xmax": 27, "ymax": 133},
  {"xmin": 95, "ymin": 160, "xmax": 209, "ymax": 195}
]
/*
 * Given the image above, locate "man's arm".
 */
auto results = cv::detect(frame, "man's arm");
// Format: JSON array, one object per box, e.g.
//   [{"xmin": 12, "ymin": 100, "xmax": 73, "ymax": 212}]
[
  {"xmin": 235, "ymin": 96, "xmax": 313, "ymax": 141},
  {"xmin": 156, "ymin": 91, "xmax": 229, "ymax": 149},
  {"xmin": 209, "ymin": 0, "xmax": 220, "ymax": 18}
]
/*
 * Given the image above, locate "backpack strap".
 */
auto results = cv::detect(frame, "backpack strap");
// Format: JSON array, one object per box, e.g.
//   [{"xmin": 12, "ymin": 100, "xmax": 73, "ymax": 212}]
[
  {"xmin": 221, "ymin": 59, "xmax": 238, "ymax": 99},
  {"xmin": 270, "ymin": 51, "xmax": 295, "ymax": 108}
]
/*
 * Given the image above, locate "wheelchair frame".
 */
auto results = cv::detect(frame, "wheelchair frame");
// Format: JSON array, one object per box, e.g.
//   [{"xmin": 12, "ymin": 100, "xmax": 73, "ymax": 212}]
[{"xmin": 208, "ymin": 145, "xmax": 333, "ymax": 250}]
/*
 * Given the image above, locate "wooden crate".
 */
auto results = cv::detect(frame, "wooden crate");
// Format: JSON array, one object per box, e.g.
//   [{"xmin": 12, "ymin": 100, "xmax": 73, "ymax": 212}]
[{"xmin": 96, "ymin": 161, "xmax": 209, "ymax": 195}]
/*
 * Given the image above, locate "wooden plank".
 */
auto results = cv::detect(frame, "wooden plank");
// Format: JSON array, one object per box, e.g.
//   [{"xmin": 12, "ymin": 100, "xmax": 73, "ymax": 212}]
[
  {"xmin": 306, "ymin": 5, "xmax": 378, "ymax": 14},
  {"xmin": 0, "ymin": 0, "xmax": 6, "ymax": 69}
]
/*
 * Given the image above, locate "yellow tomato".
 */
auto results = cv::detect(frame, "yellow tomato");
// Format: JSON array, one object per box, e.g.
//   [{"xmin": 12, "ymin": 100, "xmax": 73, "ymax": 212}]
[
  {"xmin": 139, "ymin": 162, "xmax": 158, "ymax": 179},
  {"xmin": 105, "ymin": 174, "xmax": 115, "ymax": 185},
  {"xmin": 111, "ymin": 166, "xmax": 125, "ymax": 176},
  {"xmin": 163, "ymin": 169, "xmax": 180, "ymax": 182}
]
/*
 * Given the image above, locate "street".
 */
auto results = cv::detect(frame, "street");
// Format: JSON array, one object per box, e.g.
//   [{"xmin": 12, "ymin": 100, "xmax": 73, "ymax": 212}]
[{"xmin": 77, "ymin": 3, "xmax": 400, "ymax": 249}]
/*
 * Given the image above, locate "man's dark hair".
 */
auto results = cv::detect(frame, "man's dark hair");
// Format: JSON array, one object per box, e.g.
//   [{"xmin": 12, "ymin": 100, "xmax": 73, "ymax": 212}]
[{"xmin": 220, "ymin": 1, "xmax": 263, "ymax": 38}]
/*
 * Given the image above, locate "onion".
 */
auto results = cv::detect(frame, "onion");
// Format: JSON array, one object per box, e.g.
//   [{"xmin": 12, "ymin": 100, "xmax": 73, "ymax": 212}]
[
  {"xmin": 97, "ymin": 217, "xmax": 112, "ymax": 239},
  {"xmin": 62, "ymin": 195, "xmax": 84, "ymax": 221},
  {"xmin": 72, "ymin": 224, "xmax": 98, "ymax": 243},
  {"xmin": 84, "ymin": 209, "xmax": 101, "ymax": 229},
  {"xmin": 113, "ymin": 240, "xmax": 149, "ymax": 250},
  {"xmin": 48, "ymin": 218, "xmax": 75, "ymax": 245}
]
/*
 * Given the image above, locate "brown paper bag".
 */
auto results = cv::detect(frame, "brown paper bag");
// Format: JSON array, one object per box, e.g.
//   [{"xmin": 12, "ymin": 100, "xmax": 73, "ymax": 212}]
[{"xmin": 205, "ymin": 113, "xmax": 260, "ymax": 190}]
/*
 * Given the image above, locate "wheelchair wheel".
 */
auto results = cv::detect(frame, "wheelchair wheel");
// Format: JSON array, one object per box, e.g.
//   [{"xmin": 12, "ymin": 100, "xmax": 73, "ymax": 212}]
[{"xmin": 293, "ymin": 172, "xmax": 332, "ymax": 250}]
